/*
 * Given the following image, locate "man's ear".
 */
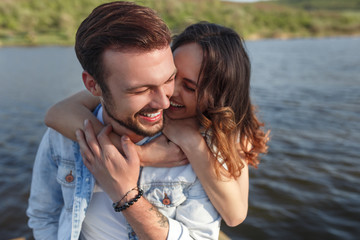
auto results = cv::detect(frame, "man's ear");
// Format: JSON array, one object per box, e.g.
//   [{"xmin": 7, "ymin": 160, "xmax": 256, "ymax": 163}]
[{"xmin": 82, "ymin": 71, "xmax": 102, "ymax": 96}]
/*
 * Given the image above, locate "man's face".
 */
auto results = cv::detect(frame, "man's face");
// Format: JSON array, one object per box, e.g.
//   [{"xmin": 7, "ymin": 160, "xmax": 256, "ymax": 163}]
[{"xmin": 101, "ymin": 47, "xmax": 176, "ymax": 139}]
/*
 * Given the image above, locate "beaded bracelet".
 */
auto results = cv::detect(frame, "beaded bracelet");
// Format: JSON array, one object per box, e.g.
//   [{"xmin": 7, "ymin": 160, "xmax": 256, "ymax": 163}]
[
  {"xmin": 112, "ymin": 186, "xmax": 140, "ymax": 209},
  {"xmin": 117, "ymin": 186, "xmax": 139, "ymax": 205},
  {"xmin": 112, "ymin": 187, "xmax": 144, "ymax": 212}
]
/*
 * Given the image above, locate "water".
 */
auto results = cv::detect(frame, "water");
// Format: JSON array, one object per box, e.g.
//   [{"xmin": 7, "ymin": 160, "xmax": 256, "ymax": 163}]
[{"xmin": 1, "ymin": 37, "xmax": 359, "ymax": 239}]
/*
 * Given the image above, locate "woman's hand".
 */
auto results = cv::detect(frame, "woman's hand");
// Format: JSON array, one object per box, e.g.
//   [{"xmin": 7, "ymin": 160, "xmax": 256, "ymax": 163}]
[
  {"xmin": 163, "ymin": 117, "xmax": 201, "ymax": 149},
  {"xmin": 137, "ymin": 134, "xmax": 189, "ymax": 167},
  {"xmin": 76, "ymin": 120, "xmax": 140, "ymax": 202}
]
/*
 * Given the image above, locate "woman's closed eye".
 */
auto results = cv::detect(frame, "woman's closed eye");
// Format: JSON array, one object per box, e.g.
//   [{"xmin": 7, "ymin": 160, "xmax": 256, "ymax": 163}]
[{"xmin": 183, "ymin": 83, "xmax": 196, "ymax": 92}]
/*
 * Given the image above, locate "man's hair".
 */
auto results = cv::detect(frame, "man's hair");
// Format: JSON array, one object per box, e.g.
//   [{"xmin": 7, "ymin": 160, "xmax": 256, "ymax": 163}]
[{"xmin": 75, "ymin": 1, "xmax": 171, "ymax": 93}]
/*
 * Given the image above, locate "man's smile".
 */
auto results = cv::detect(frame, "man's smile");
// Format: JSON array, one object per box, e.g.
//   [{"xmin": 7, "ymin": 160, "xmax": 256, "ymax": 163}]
[{"xmin": 139, "ymin": 111, "xmax": 162, "ymax": 122}]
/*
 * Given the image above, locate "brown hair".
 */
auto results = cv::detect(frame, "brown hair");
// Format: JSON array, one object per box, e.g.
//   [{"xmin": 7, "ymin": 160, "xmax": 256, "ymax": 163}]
[
  {"xmin": 75, "ymin": 1, "xmax": 171, "ymax": 93},
  {"xmin": 172, "ymin": 22, "xmax": 270, "ymax": 178}
]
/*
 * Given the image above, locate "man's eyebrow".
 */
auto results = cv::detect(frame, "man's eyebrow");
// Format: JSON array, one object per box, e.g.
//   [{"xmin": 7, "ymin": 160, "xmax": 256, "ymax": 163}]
[
  {"xmin": 162, "ymin": 68, "xmax": 179, "ymax": 84},
  {"xmin": 125, "ymin": 68, "xmax": 177, "ymax": 92},
  {"xmin": 168, "ymin": 69, "xmax": 177, "ymax": 81}
]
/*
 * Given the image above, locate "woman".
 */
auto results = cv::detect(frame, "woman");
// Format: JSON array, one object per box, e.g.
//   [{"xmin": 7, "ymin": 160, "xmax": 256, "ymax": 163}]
[{"xmin": 45, "ymin": 22, "xmax": 269, "ymax": 226}]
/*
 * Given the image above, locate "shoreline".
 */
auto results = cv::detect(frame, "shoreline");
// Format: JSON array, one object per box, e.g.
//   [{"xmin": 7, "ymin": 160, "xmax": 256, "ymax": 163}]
[
  {"xmin": 1, "ymin": 33, "xmax": 359, "ymax": 48},
  {"xmin": 246, "ymin": 33, "xmax": 360, "ymax": 41}
]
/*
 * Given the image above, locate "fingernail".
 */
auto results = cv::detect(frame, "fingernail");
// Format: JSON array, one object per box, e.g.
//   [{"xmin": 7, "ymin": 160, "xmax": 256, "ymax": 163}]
[
  {"xmin": 122, "ymin": 135, "xmax": 129, "ymax": 141},
  {"xmin": 84, "ymin": 119, "xmax": 89, "ymax": 126},
  {"xmin": 75, "ymin": 129, "xmax": 80, "ymax": 138}
]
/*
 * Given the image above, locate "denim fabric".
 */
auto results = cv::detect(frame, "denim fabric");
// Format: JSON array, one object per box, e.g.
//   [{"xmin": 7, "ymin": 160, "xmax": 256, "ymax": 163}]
[
  {"xmin": 27, "ymin": 107, "xmax": 221, "ymax": 240},
  {"xmin": 140, "ymin": 166, "xmax": 222, "ymax": 239}
]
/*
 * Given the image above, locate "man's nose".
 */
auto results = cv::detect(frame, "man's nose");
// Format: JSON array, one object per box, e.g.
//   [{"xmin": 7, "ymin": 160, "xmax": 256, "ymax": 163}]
[
  {"xmin": 150, "ymin": 86, "xmax": 171, "ymax": 110},
  {"xmin": 172, "ymin": 78, "xmax": 181, "ymax": 98}
]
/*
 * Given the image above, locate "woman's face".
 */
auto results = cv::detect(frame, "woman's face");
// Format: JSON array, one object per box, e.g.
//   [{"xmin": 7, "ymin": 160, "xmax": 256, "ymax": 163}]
[{"xmin": 165, "ymin": 42, "xmax": 203, "ymax": 120}]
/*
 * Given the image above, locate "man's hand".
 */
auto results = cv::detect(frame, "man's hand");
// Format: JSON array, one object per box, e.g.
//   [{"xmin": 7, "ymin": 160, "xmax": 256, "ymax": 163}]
[{"xmin": 76, "ymin": 120, "xmax": 140, "ymax": 202}]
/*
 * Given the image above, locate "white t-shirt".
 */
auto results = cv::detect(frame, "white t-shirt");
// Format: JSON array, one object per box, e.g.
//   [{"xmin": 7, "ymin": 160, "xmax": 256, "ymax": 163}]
[
  {"xmin": 79, "ymin": 184, "xmax": 128, "ymax": 240},
  {"xmin": 80, "ymin": 107, "xmax": 149, "ymax": 240}
]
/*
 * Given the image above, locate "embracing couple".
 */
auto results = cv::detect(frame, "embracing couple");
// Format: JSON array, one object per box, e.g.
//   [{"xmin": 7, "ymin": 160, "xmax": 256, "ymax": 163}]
[{"xmin": 27, "ymin": 1, "xmax": 269, "ymax": 239}]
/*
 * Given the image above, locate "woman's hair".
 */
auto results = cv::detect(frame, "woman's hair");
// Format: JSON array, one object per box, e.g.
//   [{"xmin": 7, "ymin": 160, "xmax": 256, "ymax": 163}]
[
  {"xmin": 75, "ymin": 1, "xmax": 171, "ymax": 95},
  {"xmin": 172, "ymin": 22, "xmax": 269, "ymax": 178}
]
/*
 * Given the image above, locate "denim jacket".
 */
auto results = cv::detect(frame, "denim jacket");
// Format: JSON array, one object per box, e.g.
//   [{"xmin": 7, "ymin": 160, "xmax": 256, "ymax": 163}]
[{"xmin": 27, "ymin": 108, "xmax": 221, "ymax": 240}]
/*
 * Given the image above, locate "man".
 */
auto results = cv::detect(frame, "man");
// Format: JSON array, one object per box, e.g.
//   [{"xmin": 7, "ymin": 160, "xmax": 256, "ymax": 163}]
[{"xmin": 27, "ymin": 2, "xmax": 221, "ymax": 239}]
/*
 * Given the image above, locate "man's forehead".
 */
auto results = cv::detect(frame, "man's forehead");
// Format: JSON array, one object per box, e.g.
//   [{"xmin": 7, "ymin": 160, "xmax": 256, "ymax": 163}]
[{"xmin": 102, "ymin": 47, "xmax": 175, "ymax": 88}]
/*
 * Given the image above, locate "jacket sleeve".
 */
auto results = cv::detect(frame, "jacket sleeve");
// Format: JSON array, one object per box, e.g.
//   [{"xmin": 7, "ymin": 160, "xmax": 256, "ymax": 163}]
[
  {"xmin": 167, "ymin": 179, "xmax": 221, "ymax": 240},
  {"xmin": 26, "ymin": 129, "xmax": 63, "ymax": 240}
]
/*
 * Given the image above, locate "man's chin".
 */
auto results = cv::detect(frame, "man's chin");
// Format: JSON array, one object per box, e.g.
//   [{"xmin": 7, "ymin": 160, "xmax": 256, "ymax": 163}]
[
  {"xmin": 135, "ymin": 115, "xmax": 165, "ymax": 136},
  {"xmin": 137, "ymin": 123, "xmax": 163, "ymax": 137},
  {"xmin": 103, "ymin": 104, "xmax": 163, "ymax": 137}
]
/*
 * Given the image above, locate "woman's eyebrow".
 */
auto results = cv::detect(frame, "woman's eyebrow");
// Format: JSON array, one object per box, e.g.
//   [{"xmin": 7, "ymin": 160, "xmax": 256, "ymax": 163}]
[{"xmin": 183, "ymin": 78, "xmax": 198, "ymax": 86}]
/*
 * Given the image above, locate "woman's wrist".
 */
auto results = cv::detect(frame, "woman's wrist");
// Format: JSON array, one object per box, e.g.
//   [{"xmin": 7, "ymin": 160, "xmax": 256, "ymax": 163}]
[{"xmin": 178, "ymin": 131, "xmax": 204, "ymax": 153}]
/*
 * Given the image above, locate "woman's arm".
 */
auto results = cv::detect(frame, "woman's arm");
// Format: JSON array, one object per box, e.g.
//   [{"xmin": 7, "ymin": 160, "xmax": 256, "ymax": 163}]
[
  {"xmin": 44, "ymin": 90, "xmax": 187, "ymax": 167},
  {"xmin": 163, "ymin": 118, "xmax": 249, "ymax": 227},
  {"xmin": 45, "ymin": 90, "xmax": 102, "ymax": 141}
]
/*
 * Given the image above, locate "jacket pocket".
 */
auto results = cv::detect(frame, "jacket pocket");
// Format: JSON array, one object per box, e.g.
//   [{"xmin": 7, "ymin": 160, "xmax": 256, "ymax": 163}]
[
  {"xmin": 56, "ymin": 159, "xmax": 76, "ymax": 211},
  {"xmin": 141, "ymin": 183, "xmax": 189, "ymax": 209}
]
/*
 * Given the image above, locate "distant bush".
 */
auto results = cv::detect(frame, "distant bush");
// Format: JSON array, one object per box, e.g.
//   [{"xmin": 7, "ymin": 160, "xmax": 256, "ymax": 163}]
[{"xmin": 0, "ymin": 0, "xmax": 359, "ymax": 46}]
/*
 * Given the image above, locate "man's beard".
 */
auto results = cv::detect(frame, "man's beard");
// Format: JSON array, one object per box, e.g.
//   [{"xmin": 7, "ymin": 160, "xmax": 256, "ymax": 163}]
[{"xmin": 102, "ymin": 97, "xmax": 164, "ymax": 137}]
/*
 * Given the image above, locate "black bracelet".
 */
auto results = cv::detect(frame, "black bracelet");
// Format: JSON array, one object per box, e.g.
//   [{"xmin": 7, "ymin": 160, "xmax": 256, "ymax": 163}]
[
  {"xmin": 112, "ymin": 186, "xmax": 139, "ymax": 209},
  {"xmin": 118, "ymin": 187, "xmax": 138, "ymax": 204},
  {"xmin": 113, "ymin": 188, "xmax": 144, "ymax": 212}
]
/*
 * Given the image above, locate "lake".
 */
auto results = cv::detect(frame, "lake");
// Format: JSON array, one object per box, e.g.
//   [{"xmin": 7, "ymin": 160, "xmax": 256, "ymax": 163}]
[{"xmin": 0, "ymin": 36, "xmax": 359, "ymax": 239}]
